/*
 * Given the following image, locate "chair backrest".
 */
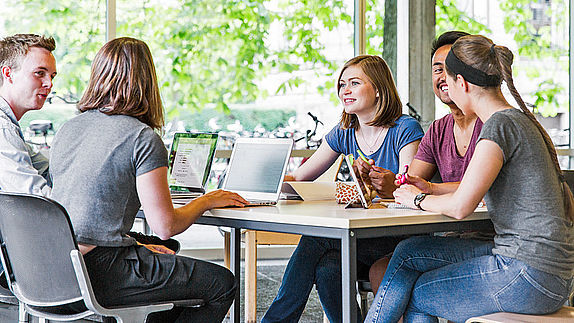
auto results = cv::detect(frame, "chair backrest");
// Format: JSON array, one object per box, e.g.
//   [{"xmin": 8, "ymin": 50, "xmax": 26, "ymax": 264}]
[{"xmin": 0, "ymin": 192, "xmax": 83, "ymax": 306}]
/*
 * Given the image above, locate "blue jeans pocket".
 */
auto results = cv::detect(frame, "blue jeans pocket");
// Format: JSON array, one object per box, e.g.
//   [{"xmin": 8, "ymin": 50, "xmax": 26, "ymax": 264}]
[{"xmin": 494, "ymin": 268, "xmax": 566, "ymax": 314}]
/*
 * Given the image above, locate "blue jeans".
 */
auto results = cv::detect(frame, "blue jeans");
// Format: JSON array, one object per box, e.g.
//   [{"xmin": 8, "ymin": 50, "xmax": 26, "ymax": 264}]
[
  {"xmin": 365, "ymin": 236, "xmax": 572, "ymax": 323},
  {"xmin": 262, "ymin": 235, "xmax": 404, "ymax": 323}
]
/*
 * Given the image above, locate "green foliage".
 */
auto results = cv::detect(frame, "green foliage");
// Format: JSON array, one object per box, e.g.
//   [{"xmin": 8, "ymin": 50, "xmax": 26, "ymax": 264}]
[
  {"xmin": 436, "ymin": 0, "xmax": 491, "ymax": 35},
  {"xmin": 365, "ymin": 0, "xmax": 491, "ymax": 73},
  {"xmin": 533, "ymin": 79, "xmax": 565, "ymax": 117},
  {"xmin": 499, "ymin": 0, "xmax": 568, "ymax": 117},
  {"xmin": 19, "ymin": 104, "xmax": 78, "ymax": 133},
  {"xmin": 173, "ymin": 108, "xmax": 296, "ymax": 132},
  {"xmin": 500, "ymin": 0, "xmax": 566, "ymax": 59},
  {"xmin": 6, "ymin": 0, "xmax": 567, "ymax": 123},
  {"xmin": 2, "ymin": 0, "xmax": 106, "ymax": 101},
  {"xmin": 365, "ymin": 0, "xmax": 386, "ymax": 55},
  {"xmin": 434, "ymin": 0, "xmax": 568, "ymax": 118},
  {"xmin": 2, "ymin": 0, "xmax": 351, "ymax": 121}
]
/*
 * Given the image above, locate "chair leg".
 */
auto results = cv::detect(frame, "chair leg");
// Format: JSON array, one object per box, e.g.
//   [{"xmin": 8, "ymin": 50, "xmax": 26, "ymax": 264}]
[
  {"xmin": 18, "ymin": 303, "xmax": 28, "ymax": 323},
  {"xmin": 222, "ymin": 231, "xmax": 232, "ymax": 321},
  {"xmin": 245, "ymin": 230, "xmax": 258, "ymax": 323},
  {"xmin": 224, "ymin": 231, "xmax": 231, "ymax": 269},
  {"xmin": 359, "ymin": 291, "xmax": 369, "ymax": 321}
]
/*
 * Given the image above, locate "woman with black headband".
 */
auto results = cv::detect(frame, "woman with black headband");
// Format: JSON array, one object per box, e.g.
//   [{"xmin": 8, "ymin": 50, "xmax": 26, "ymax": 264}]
[{"xmin": 365, "ymin": 35, "xmax": 574, "ymax": 323}]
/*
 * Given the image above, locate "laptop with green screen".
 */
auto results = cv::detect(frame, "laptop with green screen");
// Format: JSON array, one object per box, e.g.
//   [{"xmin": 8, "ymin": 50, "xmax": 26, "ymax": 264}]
[{"xmin": 168, "ymin": 132, "xmax": 218, "ymax": 198}]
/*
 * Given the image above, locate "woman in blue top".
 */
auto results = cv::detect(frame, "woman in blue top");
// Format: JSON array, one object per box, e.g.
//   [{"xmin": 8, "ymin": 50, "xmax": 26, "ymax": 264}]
[
  {"xmin": 262, "ymin": 55, "xmax": 424, "ymax": 323},
  {"xmin": 366, "ymin": 35, "xmax": 574, "ymax": 323}
]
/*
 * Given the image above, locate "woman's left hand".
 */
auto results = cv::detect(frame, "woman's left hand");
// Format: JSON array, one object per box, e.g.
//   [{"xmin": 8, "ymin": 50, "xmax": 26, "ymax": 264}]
[
  {"xmin": 393, "ymin": 184, "xmax": 423, "ymax": 208},
  {"xmin": 395, "ymin": 174, "xmax": 433, "ymax": 194}
]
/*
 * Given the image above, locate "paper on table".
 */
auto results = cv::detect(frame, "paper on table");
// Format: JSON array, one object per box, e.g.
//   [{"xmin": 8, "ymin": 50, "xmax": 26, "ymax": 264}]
[{"xmin": 283, "ymin": 181, "xmax": 336, "ymax": 201}]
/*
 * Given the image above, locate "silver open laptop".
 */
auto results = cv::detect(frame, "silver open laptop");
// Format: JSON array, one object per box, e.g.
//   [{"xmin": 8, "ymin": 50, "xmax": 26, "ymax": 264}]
[
  {"xmin": 222, "ymin": 137, "xmax": 293, "ymax": 205},
  {"xmin": 168, "ymin": 132, "xmax": 218, "ymax": 199}
]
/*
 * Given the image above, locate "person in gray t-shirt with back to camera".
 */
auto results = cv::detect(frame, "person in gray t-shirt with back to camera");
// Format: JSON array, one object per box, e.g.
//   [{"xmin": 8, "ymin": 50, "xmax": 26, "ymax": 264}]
[
  {"xmin": 50, "ymin": 37, "xmax": 249, "ymax": 323},
  {"xmin": 366, "ymin": 35, "xmax": 574, "ymax": 322}
]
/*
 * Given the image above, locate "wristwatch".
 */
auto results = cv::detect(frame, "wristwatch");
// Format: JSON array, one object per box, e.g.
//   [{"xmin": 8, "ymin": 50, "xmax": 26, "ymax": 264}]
[{"xmin": 414, "ymin": 193, "xmax": 428, "ymax": 211}]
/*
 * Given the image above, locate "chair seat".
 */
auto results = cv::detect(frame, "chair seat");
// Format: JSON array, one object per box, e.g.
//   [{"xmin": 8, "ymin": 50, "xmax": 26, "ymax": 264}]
[
  {"xmin": 164, "ymin": 299, "xmax": 204, "ymax": 308},
  {"xmin": 0, "ymin": 286, "xmax": 17, "ymax": 305},
  {"xmin": 465, "ymin": 306, "xmax": 574, "ymax": 323}
]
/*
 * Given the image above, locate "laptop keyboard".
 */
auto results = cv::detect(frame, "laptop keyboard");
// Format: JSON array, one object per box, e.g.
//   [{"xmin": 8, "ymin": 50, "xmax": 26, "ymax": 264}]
[{"xmin": 170, "ymin": 191, "xmax": 202, "ymax": 199}]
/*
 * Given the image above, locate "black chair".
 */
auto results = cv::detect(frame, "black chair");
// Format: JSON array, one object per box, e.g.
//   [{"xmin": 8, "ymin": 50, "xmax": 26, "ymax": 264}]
[
  {"xmin": 0, "ymin": 192, "xmax": 203, "ymax": 323},
  {"xmin": 357, "ymin": 280, "xmax": 372, "ymax": 320}
]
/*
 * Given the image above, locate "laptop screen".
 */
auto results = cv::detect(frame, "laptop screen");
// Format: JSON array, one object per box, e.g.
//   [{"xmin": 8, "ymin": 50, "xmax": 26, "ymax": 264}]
[
  {"xmin": 168, "ymin": 132, "xmax": 218, "ymax": 193},
  {"xmin": 223, "ymin": 138, "xmax": 293, "ymax": 195}
]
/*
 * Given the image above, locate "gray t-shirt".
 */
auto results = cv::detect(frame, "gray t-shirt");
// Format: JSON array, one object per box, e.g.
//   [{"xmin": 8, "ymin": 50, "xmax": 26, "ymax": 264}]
[
  {"xmin": 479, "ymin": 108, "xmax": 574, "ymax": 278},
  {"xmin": 50, "ymin": 110, "xmax": 168, "ymax": 247}
]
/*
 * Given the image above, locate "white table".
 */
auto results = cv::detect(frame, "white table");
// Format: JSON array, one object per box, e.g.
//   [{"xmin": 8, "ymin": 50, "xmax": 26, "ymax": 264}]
[{"xmin": 195, "ymin": 200, "xmax": 491, "ymax": 323}]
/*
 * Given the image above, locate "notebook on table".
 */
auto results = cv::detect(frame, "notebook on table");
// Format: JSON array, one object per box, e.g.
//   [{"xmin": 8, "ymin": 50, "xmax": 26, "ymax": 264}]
[
  {"xmin": 281, "ymin": 154, "xmax": 343, "ymax": 201},
  {"xmin": 222, "ymin": 137, "xmax": 293, "ymax": 206},
  {"xmin": 168, "ymin": 132, "xmax": 218, "ymax": 200}
]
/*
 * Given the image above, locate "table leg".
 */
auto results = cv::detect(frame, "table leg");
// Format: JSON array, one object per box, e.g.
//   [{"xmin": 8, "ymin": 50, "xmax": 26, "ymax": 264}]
[
  {"xmin": 245, "ymin": 230, "xmax": 258, "ymax": 323},
  {"xmin": 223, "ymin": 231, "xmax": 230, "ymax": 269},
  {"xmin": 341, "ymin": 230, "xmax": 357, "ymax": 323},
  {"xmin": 230, "ymin": 227, "xmax": 241, "ymax": 323}
]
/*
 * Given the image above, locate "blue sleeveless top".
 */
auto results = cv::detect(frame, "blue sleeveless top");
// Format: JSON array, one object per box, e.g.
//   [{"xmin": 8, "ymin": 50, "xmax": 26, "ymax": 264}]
[{"xmin": 325, "ymin": 115, "xmax": 423, "ymax": 173}]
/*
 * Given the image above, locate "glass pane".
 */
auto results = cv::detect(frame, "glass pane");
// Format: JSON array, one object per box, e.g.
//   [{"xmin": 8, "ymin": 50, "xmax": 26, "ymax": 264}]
[
  {"xmin": 0, "ymin": 0, "xmax": 106, "ymax": 145},
  {"xmin": 366, "ymin": 0, "xmax": 394, "ymax": 71},
  {"xmin": 436, "ymin": 0, "xmax": 569, "ymax": 154},
  {"xmin": 116, "ymin": 0, "xmax": 354, "ymax": 148}
]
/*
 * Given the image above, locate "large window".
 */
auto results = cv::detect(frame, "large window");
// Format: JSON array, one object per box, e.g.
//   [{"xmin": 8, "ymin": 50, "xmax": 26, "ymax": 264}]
[
  {"xmin": 435, "ymin": 0, "xmax": 570, "ymax": 150},
  {"xmin": 366, "ymin": 0, "xmax": 394, "ymax": 70},
  {"xmin": 2, "ymin": 1, "xmax": 572, "ymax": 150},
  {"xmin": 0, "ymin": 0, "xmax": 106, "ymax": 136},
  {"xmin": 116, "ymin": 0, "xmax": 354, "ymax": 147},
  {"xmin": 0, "ymin": 0, "xmax": 356, "ymax": 149}
]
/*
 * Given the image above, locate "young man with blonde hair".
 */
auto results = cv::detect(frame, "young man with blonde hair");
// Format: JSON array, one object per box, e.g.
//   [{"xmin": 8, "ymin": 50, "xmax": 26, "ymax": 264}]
[{"xmin": 0, "ymin": 33, "xmax": 57, "ymax": 196}]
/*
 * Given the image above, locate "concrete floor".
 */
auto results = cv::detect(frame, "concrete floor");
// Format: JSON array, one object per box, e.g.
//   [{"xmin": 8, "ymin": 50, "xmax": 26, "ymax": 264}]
[{"xmin": 239, "ymin": 259, "xmax": 326, "ymax": 323}]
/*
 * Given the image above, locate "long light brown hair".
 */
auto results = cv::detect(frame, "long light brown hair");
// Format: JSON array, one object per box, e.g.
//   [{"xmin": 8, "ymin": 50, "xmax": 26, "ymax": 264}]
[
  {"xmin": 78, "ymin": 37, "xmax": 164, "ymax": 130},
  {"xmin": 337, "ymin": 55, "xmax": 402, "ymax": 129},
  {"xmin": 447, "ymin": 35, "xmax": 574, "ymax": 221}
]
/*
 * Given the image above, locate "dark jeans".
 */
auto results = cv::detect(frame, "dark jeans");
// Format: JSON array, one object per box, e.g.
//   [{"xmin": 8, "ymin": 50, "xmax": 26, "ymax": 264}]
[
  {"xmin": 262, "ymin": 235, "xmax": 405, "ymax": 323},
  {"xmin": 82, "ymin": 245, "xmax": 236, "ymax": 323}
]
